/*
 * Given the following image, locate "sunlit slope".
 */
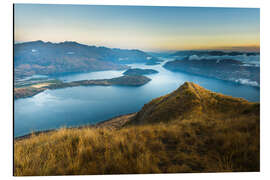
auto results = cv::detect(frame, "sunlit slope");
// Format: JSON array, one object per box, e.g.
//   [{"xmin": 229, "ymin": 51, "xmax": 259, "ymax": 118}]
[
  {"xmin": 14, "ymin": 82, "xmax": 259, "ymax": 175},
  {"xmin": 129, "ymin": 82, "xmax": 259, "ymax": 125}
]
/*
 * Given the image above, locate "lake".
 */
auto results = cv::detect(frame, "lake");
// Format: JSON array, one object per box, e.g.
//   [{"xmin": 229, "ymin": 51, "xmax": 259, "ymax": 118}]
[{"xmin": 14, "ymin": 62, "xmax": 260, "ymax": 137}]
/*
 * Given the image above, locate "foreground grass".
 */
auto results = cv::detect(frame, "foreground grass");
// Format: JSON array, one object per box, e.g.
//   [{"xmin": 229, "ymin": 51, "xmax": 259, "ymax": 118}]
[
  {"xmin": 14, "ymin": 82, "xmax": 259, "ymax": 175},
  {"xmin": 14, "ymin": 113, "xmax": 259, "ymax": 175}
]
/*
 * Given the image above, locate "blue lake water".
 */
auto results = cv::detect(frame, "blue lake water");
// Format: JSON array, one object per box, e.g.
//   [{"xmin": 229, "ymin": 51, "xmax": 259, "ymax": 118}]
[{"xmin": 14, "ymin": 62, "xmax": 260, "ymax": 137}]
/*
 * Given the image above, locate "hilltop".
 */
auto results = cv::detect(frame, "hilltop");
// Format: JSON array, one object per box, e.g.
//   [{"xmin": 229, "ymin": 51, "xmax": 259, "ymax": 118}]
[
  {"xmin": 14, "ymin": 82, "xmax": 259, "ymax": 175},
  {"xmin": 129, "ymin": 82, "xmax": 259, "ymax": 125}
]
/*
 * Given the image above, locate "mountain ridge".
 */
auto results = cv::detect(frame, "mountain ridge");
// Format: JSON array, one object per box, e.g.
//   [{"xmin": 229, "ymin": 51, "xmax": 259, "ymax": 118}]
[
  {"xmin": 170, "ymin": 50, "xmax": 260, "ymax": 57},
  {"xmin": 14, "ymin": 40, "xmax": 160, "ymax": 78},
  {"xmin": 129, "ymin": 82, "xmax": 259, "ymax": 125}
]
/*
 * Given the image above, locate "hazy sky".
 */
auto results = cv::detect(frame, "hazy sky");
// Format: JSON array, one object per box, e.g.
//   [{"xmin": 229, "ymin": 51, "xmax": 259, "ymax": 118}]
[{"xmin": 14, "ymin": 4, "xmax": 260, "ymax": 51}]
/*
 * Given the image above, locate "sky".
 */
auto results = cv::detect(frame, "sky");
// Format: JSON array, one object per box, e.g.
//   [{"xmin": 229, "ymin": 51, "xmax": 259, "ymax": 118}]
[{"xmin": 14, "ymin": 4, "xmax": 260, "ymax": 52}]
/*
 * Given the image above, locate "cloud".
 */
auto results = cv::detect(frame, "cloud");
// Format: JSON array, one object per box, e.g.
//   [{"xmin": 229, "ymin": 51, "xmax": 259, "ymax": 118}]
[{"xmin": 187, "ymin": 54, "xmax": 260, "ymax": 66}]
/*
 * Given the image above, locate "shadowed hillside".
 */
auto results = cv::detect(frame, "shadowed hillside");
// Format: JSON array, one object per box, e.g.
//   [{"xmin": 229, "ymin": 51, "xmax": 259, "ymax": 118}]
[
  {"xmin": 163, "ymin": 59, "xmax": 259, "ymax": 87},
  {"xmin": 14, "ymin": 82, "xmax": 260, "ymax": 175}
]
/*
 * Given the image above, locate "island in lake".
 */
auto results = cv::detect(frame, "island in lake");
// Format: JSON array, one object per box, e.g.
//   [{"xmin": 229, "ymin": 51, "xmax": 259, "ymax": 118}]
[{"xmin": 123, "ymin": 68, "xmax": 159, "ymax": 76}]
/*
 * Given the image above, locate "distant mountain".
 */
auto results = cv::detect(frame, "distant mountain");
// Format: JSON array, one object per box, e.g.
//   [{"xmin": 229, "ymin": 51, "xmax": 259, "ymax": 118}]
[
  {"xmin": 129, "ymin": 82, "xmax": 259, "ymax": 125},
  {"xmin": 171, "ymin": 50, "xmax": 259, "ymax": 57},
  {"xmin": 163, "ymin": 58, "xmax": 260, "ymax": 87},
  {"xmin": 14, "ymin": 41, "xmax": 159, "ymax": 78},
  {"xmin": 146, "ymin": 51, "xmax": 173, "ymax": 57}
]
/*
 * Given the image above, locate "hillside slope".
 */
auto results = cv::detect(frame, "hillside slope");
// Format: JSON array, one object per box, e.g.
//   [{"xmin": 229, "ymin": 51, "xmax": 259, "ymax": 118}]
[
  {"xmin": 129, "ymin": 82, "xmax": 259, "ymax": 125},
  {"xmin": 14, "ymin": 82, "xmax": 260, "ymax": 175}
]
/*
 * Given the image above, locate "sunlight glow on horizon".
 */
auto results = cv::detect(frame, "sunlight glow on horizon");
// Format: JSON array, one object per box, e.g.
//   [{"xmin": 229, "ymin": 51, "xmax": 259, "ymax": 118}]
[{"xmin": 14, "ymin": 4, "xmax": 260, "ymax": 52}]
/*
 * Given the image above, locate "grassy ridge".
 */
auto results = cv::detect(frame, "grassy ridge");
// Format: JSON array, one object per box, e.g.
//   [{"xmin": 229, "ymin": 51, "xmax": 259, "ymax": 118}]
[
  {"xmin": 14, "ymin": 82, "xmax": 259, "ymax": 175},
  {"xmin": 130, "ymin": 82, "xmax": 259, "ymax": 125}
]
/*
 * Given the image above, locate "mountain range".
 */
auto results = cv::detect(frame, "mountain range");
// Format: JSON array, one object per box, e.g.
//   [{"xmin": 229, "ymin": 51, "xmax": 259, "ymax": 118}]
[
  {"xmin": 170, "ymin": 50, "xmax": 259, "ymax": 57},
  {"xmin": 14, "ymin": 41, "xmax": 160, "ymax": 78}
]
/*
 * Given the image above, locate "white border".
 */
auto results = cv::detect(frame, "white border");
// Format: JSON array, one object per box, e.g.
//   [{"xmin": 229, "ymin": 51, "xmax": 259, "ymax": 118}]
[
  {"xmin": 7, "ymin": 0, "xmax": 263, "ymax": 8},
  {"xmin": 1, "ymin": 0, "xmax": 270, "ymax": 180}
]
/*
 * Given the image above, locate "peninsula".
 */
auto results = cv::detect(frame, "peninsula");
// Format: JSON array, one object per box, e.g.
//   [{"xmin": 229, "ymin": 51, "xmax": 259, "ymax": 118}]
[{"xmin": 14, "ymin": 75, "xmax": 151, "ymax": 99}]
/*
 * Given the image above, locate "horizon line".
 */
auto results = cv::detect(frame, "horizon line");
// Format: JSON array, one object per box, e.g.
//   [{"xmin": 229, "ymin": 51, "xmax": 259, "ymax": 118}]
[{"xmin": 14, "ymin": 40, "xmax": 260, "ymax": 53}]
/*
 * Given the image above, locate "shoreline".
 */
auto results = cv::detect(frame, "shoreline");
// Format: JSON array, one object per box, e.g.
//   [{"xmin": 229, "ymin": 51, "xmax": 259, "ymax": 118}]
[
  {"xmin": 14, "ymin": 75, "xmax": 151, "ymax": 100},
  {"xmin": 14, "ymin": 112, "xmax": 136, "ymax": 141}
]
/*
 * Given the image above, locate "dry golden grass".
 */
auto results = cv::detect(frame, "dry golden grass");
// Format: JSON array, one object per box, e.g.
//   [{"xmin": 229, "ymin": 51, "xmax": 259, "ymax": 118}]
[
  {"xmin": 14, "ymin": 112, "xmax": 259, "ymax": 175},
  {"xmin": 130, "ymin": 82, "xmax": 258, "ymax": 125},
  {"xmin": 14, "ymin": 82, "xmax": 259, "ymax": 175}
]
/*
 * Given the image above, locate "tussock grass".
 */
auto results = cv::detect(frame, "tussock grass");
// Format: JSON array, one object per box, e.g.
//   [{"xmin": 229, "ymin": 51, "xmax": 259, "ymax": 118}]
[
  {"xmin": 130, "ymin": 82, "xmax": 259, "ymax": 125},
  {"xmin": 14, "ymin": 113, "xmax": 259, "ymax": 175}
]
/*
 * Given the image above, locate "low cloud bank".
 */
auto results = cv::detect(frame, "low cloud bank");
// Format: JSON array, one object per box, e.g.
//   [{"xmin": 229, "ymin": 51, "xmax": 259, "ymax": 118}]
[{"xmin": 187, "ymin": 54, "xmax": 260, "ymax": 66}]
